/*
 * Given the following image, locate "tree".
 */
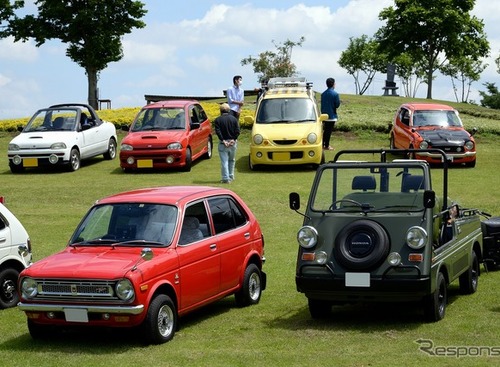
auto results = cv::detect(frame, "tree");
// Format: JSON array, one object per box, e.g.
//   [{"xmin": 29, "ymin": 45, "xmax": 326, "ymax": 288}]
[
  {"xmin": 241, "ymin": 37, "xmax": 305, "ymax": 84},
  {"xmin": 0, "ymin": 0, "xmax": 23, "ymax": 38},
  {"xmin": 375, "ymin": 0, "xmax": 489, "ymax": 99},
  {"xmin": 441, "ymin": 56, "xmax": 487, "ymax": 103},
  {"xmin": 391, "ymin": 53, "xmax": 427, "ymax": 98},
  {"xmin": 9, "ymin": 0, "xmax": 146, "ymax": 109},
  {"xmin": 479, "ymin": 82, "xmax": 500, "ymax": 109},
  {"xmin": 338, "ymin": 35, "xmax": 386, "ymax": 95}
]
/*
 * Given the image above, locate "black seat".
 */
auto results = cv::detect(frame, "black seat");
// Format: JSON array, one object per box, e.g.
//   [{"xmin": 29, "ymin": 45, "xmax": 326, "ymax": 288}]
[
  {"xmin": 351, "ymin": 176, "xmax": 376, "ymax": 191},
  {"xmin": 401, "ymin": 175, "xmax": 424, "ymax": 192}
]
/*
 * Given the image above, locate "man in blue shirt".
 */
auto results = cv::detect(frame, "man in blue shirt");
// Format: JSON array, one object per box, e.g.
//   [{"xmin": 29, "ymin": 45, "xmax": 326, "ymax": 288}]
[
  {"xmin": 227, "ymin": 75, "xmax": 244, "ymax": 121},
  {"xmin": 321, "ymin": 77, "xmax": 340, "ymax": 150}
]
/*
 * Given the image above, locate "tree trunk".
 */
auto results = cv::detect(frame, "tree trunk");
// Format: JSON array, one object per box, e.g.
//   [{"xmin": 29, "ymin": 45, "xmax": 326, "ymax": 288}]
[
  {"xmin": 87, "ymin": 67, "xmax": 99, "ymax": 110},
  {"xmin": 426, "ymin": 68, "xmax": 433, "ymax": 99}
]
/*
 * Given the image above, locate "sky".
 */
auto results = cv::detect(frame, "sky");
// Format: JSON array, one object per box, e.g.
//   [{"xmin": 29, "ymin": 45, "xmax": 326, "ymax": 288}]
[{"xmin": 1, "ymin": 0, "xmax": 499, "ymax": 119}]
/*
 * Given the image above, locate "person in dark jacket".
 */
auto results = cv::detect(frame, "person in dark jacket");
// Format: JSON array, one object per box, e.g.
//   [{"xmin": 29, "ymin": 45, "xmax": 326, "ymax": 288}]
[
  {"xmin": 321, "ymin": 77, "xmax": 340, "ymax": 150},
  {"xmin": 214, "ymin": 103, "xmax": 240, "ymax": 183}
]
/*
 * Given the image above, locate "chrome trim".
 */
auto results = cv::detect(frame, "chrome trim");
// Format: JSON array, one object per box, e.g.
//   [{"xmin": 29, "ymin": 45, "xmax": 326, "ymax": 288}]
[{"xmin": 18, "ymin": 302, "xmax": 144, "ymax": 315}]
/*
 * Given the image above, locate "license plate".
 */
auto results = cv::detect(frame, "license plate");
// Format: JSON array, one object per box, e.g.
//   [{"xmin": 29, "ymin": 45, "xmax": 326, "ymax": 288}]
[
  {"xmin": 23, "ymin": 158, "xmax": 38, "ymax": 167},
  {"xmin": 64, "ymin": 308, "xmax": 89, "ymax": 323},
  {"xmin": 137, "ymin": 159, "xmax": 153, "ymax": 168},
  {"xmin": 345, "ymin": 272, "xmax": 370, "ymax": 287},
  {"xmin": 273, "ymin": 152, "xmax": 290, "ymax": 161}
]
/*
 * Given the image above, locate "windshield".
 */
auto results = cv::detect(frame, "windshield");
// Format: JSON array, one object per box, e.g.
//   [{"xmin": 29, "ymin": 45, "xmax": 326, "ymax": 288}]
[
  {"xmin": 413, "ymin": 110, "xmax": 462, "ymax": 127},
  {"xmin": 70, "ymin": 203, "xmax": 178, "ymax": 246},
  {"xmin": 256, "ymin": 98, "xmax": 316, "ymax": 123},
  {"xmin": 311, "ymin": 165, "xmax": 427, "ymax": 213},
  {"xmin": 24, "ymin": 109, "xmax": 79, "ymax": 132},
  {"xmin": 131, "ymin": 107, "xmax": 186, "ymax": 131}
]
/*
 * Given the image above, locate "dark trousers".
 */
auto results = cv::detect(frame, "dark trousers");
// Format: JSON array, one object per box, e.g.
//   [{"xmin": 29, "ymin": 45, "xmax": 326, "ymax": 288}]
[
  {"xmin": 229, "ymin": 110, "xmax": 240, "ymax": 121},
  {"xmin": 322, "ymin": 120, "xmax": 336, "ymax": 147}
]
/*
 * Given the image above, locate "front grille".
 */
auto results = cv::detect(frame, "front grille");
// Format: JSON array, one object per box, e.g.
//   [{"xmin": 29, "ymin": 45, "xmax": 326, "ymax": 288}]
[
  {"xmin": 35, "ymin": 279, "xmax": 118, "ymax": 302},
  {"xmin": 273, "ymin": 140, "xmax": 297, "ymax": 145}
]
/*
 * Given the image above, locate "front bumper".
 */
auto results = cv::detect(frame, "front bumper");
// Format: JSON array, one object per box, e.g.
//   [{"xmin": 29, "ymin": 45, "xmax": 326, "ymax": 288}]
[
  {"xmin": 18, "ymin": 302, "xmax": 144, "ymax": 315},
  {"xmin": 416, "ymin": 150, "xmax": 475, "ymax": 164},
  {"xmin": 249, "ymin": 144, "xmax": 323, "ymax": 166}
]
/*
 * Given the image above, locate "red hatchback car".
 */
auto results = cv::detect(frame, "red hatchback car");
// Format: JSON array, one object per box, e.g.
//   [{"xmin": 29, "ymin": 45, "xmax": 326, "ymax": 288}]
[
  {"xmin": 18, "ymin": 186, "xmax": 266, "ymax": 344},
  {"xmin": 120, "ymin": 100, "xmax": 213, "ymax": 172},
  {"xmin": 390, "ymin": 103, "xmax": 476, "ymax": 167}
]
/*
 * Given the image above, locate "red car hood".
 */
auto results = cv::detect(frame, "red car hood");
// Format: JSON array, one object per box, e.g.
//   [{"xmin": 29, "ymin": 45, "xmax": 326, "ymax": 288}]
[
  {"xmin": 122, "ymin": 130, "xmax": 185, "ymax": 148},
  {"xmin": 23, "ymin": 246, "xmax": 147, "ymax": 279}
]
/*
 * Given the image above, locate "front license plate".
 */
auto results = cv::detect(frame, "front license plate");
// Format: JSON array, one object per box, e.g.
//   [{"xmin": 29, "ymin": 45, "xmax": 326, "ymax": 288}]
[
  {"xmin": 23, "ymin": 158, "xmax": 38, "ymax": 167},
  {"xmin": 64, "ymin": 308, "xmax": 89, "ymax": 323},
  {"xmin": 137, "ymin": 159, "xmax": 153, "ymax": 168},
  {"xmin": 345, "ymin": 272, "xmax": 370, "ymax": 287},
  {"xmin": 273, "ymin": 152, "xmax": 290, "ymax": 161}
]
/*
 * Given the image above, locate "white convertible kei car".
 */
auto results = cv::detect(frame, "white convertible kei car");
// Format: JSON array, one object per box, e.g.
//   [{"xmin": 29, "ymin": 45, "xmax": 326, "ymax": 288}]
[{"xmin": 8, "ymin": 103, "xmax": 117, "ymax": 173}]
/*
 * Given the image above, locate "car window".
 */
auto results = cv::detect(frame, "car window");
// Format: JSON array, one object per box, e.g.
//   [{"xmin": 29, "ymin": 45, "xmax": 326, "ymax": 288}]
[
  {"xmin": 24, "ymin": 109, "xmax": 79, "ymax": 132},
  {"xmin": 179, "ymin": 201, "xmax": 211, "ymax": 245},
  {"xmin": 256, "ymin": 98, "xmax": 316, "ymax": 123},
  {"xmin": 400, "ymin": 109, "xmax": 410, "ymax": 126},
  {"xmin": 0, "ymin": 215, "xmax": 5, "ymax": 230},
  {"xmin": 208, "ymin": 196, "xmax": 248, "ymax": 234},
  {"xmin": 131, "ymin": 107, "xmax": 185, "ymax": 131}
]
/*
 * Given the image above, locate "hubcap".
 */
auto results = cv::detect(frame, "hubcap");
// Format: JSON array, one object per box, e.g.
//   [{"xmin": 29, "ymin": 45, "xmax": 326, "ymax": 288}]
[{"xmin": 157, "ymin": 305, "xmax": 174, "ymax": 337}]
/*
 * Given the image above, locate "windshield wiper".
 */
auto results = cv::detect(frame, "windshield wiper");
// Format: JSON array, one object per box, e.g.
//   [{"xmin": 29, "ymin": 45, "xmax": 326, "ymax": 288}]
[
  {"xmin": 69, "ymin": 238, "xmax": 117, "ymax": 247},
  {"xmin": 116, "ymin": 239, "xmax": 166, "ymax": 246}
]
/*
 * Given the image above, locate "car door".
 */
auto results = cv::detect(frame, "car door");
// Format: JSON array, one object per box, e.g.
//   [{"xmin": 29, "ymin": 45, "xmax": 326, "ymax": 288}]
[
  {"xmin": 0, "ymin": 213, "xmax": 12, "ymax": 261},
  {"xmin": 188, "ymin": 105, "xmax": 207, "ymax": 157},
  {"xmin": 207, "ymin": 196, "xmax": 251, "ymax": 292},
  {"xmin": 176, "ymin": 200, "xmax": 220, "ymax": 310},
  {"xmin": 393, "ymin": 107, "xmax": 411, "ymax": 149},
  {"xmin": 80, "ymin": 113, "xmax": 108, "ymax": 158}
]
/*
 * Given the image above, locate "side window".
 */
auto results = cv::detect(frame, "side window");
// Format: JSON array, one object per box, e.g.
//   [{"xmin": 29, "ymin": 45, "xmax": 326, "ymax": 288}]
[
  {"xmin": 189, "ymin": 106, "xmax": 199, "ymax": 124},
  {"xmin": 208, "ymin": 196, "xmax": 247, "ymax": 235},
  {"xmin": 0, "ymin": 216, "xmax": 6, "ymax": 231},
  {"xmin": 179, "ymin": 201, "xmax": 210, "ymax": 245},
  {"xmin": 400, "ymin": 109, "xmax": 410, "ymax": 126},
  {"xmin": 195, "ymin": 104, "xmax": 208, "ymax": 122}
]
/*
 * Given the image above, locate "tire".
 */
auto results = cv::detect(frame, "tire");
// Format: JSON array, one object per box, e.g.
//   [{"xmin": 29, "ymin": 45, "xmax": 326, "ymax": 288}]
[
  {"xmin": 248, "ymin": 154, "xmax": 257, "ymax": 171},
  {"xmin": 235, "ymin": 263, "xmax": 262, "ymax": 307},
  {"xmin": 182, "ymin": 147, "xmax": 192, "ymax": 172},
  {"xmin": 204, "ymin": 136, "xmax": 213, "ymax": 159},
  {"xmin": 27, "ymin": 319, "xmax": 54, "ymax": 339},
  {"xmin": 334, "ymin": 220, "xmax": 390, "ymax": 271},
  {"xmin": 0, "ymin": 268, "xmax": 20, "ymax": 309},
  {"xmin": 140, "ymin": 294, "xmax": 177, "ymax": 344},
  {"xmin": 9, "ymin": 163, "xmax": 24, "ymax": 174},
  {"xmin": 459, "ymin": 251, "xmax": 479, "ymax": 294},
  {"xmin": 308, "ymin": 298, "xmax": 331, "ymax": 319},
  {"xmin": 103, "ymin": 138, "xmax": 117, "ymax": 160},
  {"xmin": 424, "ymin": 272, "xmax": 447, "ymax": 322},
  {"xmin": 465, "ymin": 159, "xmax": 476, "ymax": 168},
  {"xmin": 68, "ymin": 148, "xmax": 81, "ymax": 171},
  {"xmin": 389, "ymin": 134, "xmax": 396, "ymax": 149}
]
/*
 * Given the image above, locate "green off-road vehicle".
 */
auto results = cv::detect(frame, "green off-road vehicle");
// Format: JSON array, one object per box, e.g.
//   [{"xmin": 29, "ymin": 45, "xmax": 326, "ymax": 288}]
[{"xmin": 289, "ymin": 149, "xmax": 483, "ymax": 321}]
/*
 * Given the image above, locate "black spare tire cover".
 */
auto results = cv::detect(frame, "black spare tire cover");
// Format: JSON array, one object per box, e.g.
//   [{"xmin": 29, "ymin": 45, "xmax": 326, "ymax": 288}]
[{"xmin": 334, "ymin": 219, "xmax": 390, "ymax": 271}]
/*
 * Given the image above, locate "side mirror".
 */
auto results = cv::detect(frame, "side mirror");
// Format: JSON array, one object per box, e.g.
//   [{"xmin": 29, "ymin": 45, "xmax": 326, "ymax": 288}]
[
  {"xmin": 423, "ymin": 190, "xmax": 436, "ymax": 209},
  {"xmin": 289, "ymin": 192, "xmax": 300, "ymax": 210},
  {"xmin": 190, "ymin": 122, "xmax": 201, "ymax": 129}
]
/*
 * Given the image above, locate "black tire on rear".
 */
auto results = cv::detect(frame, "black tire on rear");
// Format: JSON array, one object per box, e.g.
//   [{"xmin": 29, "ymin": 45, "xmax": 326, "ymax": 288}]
[
  {"xmin": 235, "ymin": 264, "xmax": 262, "ymax": 307},
  {"xmin": 459, "ymin": 251, "xmax": 479, "ymax": 294},
  {"xmin": 204, "ymin": 136, "xmax": 213, "ymax": 159},
  {"xmin": 103, "ymin": 138, "xmax": 117, "ymax": 160},
  {"xmin": 140, "ymin": 294, "xmax": 177, "ymax": 344}
]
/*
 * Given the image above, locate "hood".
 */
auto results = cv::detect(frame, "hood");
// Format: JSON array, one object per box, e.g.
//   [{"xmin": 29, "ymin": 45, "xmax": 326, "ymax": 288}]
[
  {"xmin": 254, "ymin": 122, "xmax": 320, "ymax": 141},
  {"xmin": 9, "ymin": 131, "xmax": 77, "ymax": 149},
  {"xmin": 416, "ymin": 127, "xmax": 472, "ymax": 145},
  {"xmin": 122, "ymin": 130, "xmax": 185, "ymax": 148},
  {"xmin": 24, "ymin": 246, "xmax": 147, "ymax": 279}
]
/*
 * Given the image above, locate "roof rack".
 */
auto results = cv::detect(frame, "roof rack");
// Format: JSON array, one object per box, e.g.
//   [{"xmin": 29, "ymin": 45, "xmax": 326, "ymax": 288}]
[{"xmin": 265, "ymin": 77, "xmax": 313, "ymax": 90}]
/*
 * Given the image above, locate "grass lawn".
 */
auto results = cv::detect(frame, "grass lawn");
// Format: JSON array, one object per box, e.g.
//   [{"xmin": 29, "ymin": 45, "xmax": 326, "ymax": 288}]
[{"xmin": 0, "ymin": 97, "xmax": 499, "ymax": 366}]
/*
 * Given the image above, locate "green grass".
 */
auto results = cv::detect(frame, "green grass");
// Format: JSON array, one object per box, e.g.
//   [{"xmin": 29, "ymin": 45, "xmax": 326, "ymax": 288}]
[{"xmin": 1, "ymin": 95, "xmax": 499, "ymax": 367}]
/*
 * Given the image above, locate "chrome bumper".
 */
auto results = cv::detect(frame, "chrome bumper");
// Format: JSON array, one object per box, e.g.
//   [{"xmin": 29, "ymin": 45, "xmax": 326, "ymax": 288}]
[{"xmin": 18, "ymin": 302, "xmax": 144, "ymax": 315}]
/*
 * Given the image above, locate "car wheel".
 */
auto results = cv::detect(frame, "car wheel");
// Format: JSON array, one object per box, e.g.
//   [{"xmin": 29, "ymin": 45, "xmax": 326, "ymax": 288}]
[
  {"xmin": 248, "ymin": 154, "xmax": 257, "ymax": 171},
  {"xmin": 204, "ymin": 136, "xmax": 213, "ymax": 159},
  {"xmin": 0, "ymin": 268, "xmax": 20, "ymax": 309},
  {"xmin": 9, "ymin": 163, "xmax": 24, "ymax": 174},
  {"xmin": 465, "ymin": 159, "xmax": 476, "ymax": 168},
  {"xmin": 140, "ymin": 294, "xmax": 177, "ymax": 344},
  {"xmin": 424, "ymin": 272, "xmax": 447, "ymax": 322},
  {"xmin": 334, "ymin": 219, "xmax": 390, "ymax": 271},
  {"xmin": 459, "ymin": 251, "xmax": 479, "ymax": 294},
  {"xmin": 407, "ymin": 145, "xmax": 416, "ymax": 160},
  {"xmin": 103, "ymin": 138, "xmax": 117, "ymax": 160},
  {"xmin": 68, "ymin": 148, "xmax": 81, "ymax": 171},
  {"xmin": 182, "ymin": 147, "xmax": 192, "ymax": 172},
  {"xmin": 235, "ymin": 263, "xmax": 262, "ymax": 307},
  {"xmin": 389, "ymin": 134, "xmax": 396, "ymax": 149},
  {"xmin": 27, "ymin": 319, "xmax": 55, "ymax": 339},
  {"xmin": 308, "ymin": 298, "xmax": 331, "ymax": 319}
]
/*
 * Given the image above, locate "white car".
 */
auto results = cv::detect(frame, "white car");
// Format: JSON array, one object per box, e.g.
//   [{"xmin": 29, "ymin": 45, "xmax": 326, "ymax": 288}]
[
  {"xmin": 0, "ymin": 196, "xmax": 32, "ymax": 309},
  {"xmin": 8, "ymin": 103, "xmax": 117, "ymax": 172}
]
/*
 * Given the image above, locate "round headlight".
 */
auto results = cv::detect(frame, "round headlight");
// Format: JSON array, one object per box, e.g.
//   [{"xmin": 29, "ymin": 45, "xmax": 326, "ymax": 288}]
[
  {"xmin": 315, "ymin": 251, "xmax": 328, "ymax": 264},
  {"xmin": 120, "ymin": 144, "xmax": 133, "ymax": 151},
  {"xmin": 8, "ymin": 144, "xmax": 20, "ymax": 151},
  {"xmin": 465, "ymin": 141, "xmax": 474, "ymax": 150},
  {"xmin": 115, "ymin": 279, "xmax": 135, "ymax": 301},
  {"xmin": 21, "ymin": 277, "xmax": 38, "ymax": 299},
  {"xmin": 297, "ymin": 226, "xmax": 318, "ymax": 249},
  {"xmin": 307, "ymin": 133, "xmax": 317, "ymax": 144},
  {"xmin": 419, "ymin": 141, "xmax": 429, "ymax": 149},
  {"xmin": 253, "ymin": 134, "xmax": 263, "ymax": 145},
  {"xmin": 167, "ymin": 142, "xmax": 182, "ymax": 150},
  {"xmin": 406, "ymin": 226, "xmax": 428, "ymax": 249},
  {"xmin": 387, "ymin": 252, "xmax": 402, "ymax": 266},
  {"xmin": 50, "ymin": 142, "xmax": 67, "ymax": 149}
]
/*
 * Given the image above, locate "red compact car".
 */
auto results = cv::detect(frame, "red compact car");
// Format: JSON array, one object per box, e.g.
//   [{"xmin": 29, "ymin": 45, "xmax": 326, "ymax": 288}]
[
  {"xmin": 120, "ymin": 100, "xmax": 213, "ymax": 172},
  {"xmin": 390, "ymin": 103, "xmax": 476, "ymax": 167},
  {"xmin": 18, "ymin": 186, "xmax": 266, "ymax": 344}
]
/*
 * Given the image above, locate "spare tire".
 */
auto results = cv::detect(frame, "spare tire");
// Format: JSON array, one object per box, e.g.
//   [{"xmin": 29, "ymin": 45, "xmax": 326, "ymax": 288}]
[{"xmin": 334, "ymin": 219, "xmax": 390, "ymax": 271}]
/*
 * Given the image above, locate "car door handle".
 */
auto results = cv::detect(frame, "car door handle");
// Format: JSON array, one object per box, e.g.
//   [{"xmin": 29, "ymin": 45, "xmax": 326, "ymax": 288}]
[
  {"xmin": 244, "ymin": 232, "xmax": 250, "ymax": 239},
  {"xmin": 210, "ymin": 244, "xmax": 217, "ymax": 251}
]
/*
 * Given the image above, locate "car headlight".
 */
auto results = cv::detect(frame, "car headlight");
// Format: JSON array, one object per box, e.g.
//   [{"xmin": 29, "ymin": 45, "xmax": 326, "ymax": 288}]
[
  {"xmin": 465, "ymin": 141, "xmax": 474, "ymax": 150},
  {"xmin": 167, "ymin": 142, "xmax": 182, "ymax": 150},
  {"xmin": 8, "ymin": 143, "xmax": 20, "ymax": 151},
  {"xmin": 120, "ymin": 144, "xmax": 133, "ymax": 151},
  {"xmin": 307, "ymin": 132, "xmax": 317, "ymax": 144},
  {"xmin": 115, "ymin": 279, "xmax": 135, "ymax": 301},
  {"xmin": 253, "ymin": 134, "xmax": 263, "ymax": 145},
  {"xmin": 297, "ymin": 226, "xmax": 318, "ymax": 249},
  {"xmin": 21, "ymin": 277, "xmax": 38, "ymax": 299},
  {"xmin": 50, "ymin": 142, "xmax": 67, "ymax": 149},
  {"xmin": 419, "ymin": 141, "xmax": 429, "ymax": 149},
  {"xmin": 406, "ymin": 226, "xmax": 427, "ymax": 249}
]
